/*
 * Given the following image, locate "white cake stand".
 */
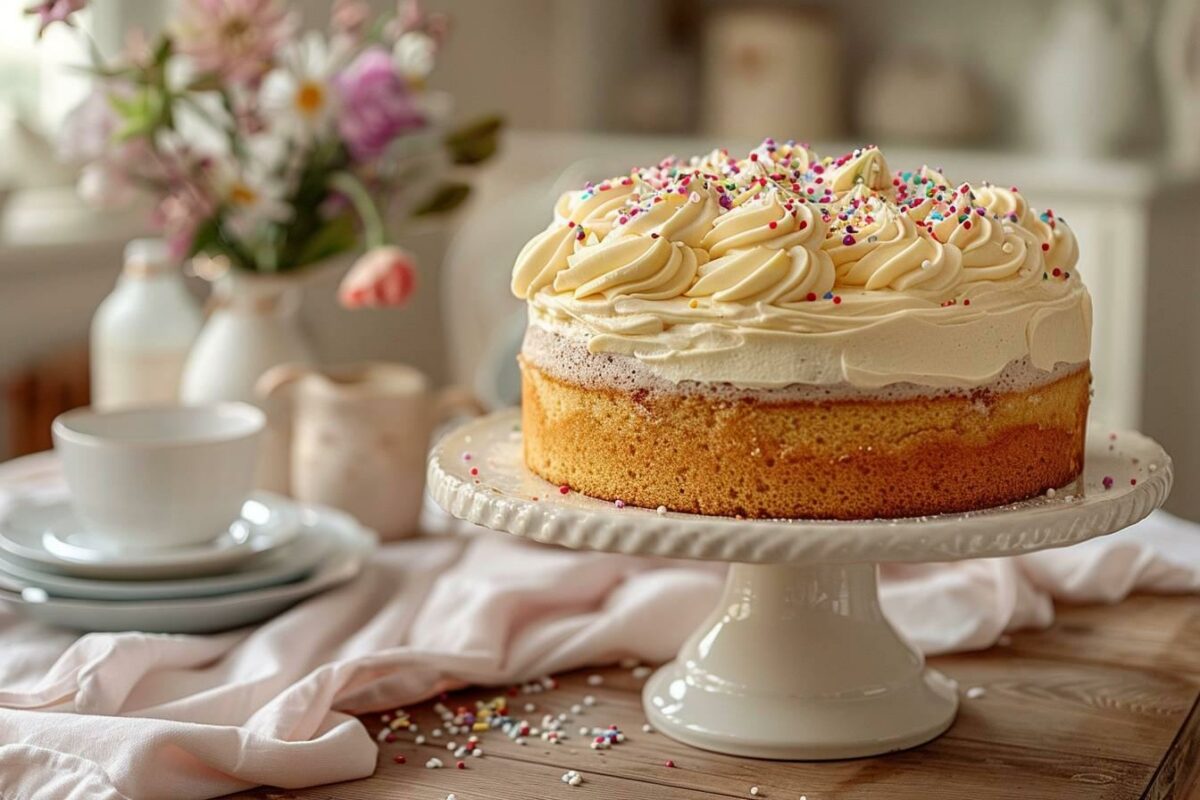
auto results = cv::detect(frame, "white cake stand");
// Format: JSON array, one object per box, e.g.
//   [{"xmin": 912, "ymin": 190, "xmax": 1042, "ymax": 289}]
[{"xmin": 427, "ymin": 409, "xmax": 1173, "ymax": 760}]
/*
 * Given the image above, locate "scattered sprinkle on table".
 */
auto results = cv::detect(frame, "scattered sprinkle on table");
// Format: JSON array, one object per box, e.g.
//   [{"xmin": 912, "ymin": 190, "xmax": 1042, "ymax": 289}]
[
  {"xmin": 562, "ymin": 769, "xmax": 583, "ymax": 786},
  {"xmin": 587, "ymin": 674, "xmax": 603, "ymax": 686},
  {"xmin": 392, "ymin": 754, "xmax": 405, "ymax": 764},
  {"xmin": 750, "ymin": 786, "xmax": 761, "ymax": 796},
  {"xmin": 966, "ymin": 686, "xmax": 987, "ymax": 699}
]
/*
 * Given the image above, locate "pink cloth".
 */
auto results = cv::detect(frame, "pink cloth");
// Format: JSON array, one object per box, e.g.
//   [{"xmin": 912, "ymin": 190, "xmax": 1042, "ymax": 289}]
[{"xmin": 0, "ymin": 451, "xmax": 1197, "ymax": 799}]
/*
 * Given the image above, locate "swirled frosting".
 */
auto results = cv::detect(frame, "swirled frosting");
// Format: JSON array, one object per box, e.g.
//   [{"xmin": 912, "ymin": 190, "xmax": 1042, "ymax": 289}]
[{"xmin": 513, "ymin": 141, "xmax": 1091, "ymax": 390}]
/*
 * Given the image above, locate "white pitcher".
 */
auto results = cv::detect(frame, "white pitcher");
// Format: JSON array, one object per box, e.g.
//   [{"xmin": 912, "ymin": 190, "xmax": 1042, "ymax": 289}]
[{"xmin": 257, "ymin": 362, "xmax": 477, "ymax": 539}]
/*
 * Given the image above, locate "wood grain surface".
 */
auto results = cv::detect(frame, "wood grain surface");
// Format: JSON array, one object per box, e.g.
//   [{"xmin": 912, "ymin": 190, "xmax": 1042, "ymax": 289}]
[{"xmin": 229, "ymin": 594, "xmax": 1200, "ymax": 800}]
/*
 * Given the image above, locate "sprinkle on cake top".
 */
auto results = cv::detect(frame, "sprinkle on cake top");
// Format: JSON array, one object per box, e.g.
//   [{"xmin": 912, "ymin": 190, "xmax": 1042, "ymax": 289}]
[{"xmin": 512, "ymin": 140, "xmax": 1079, "ymax": 307}]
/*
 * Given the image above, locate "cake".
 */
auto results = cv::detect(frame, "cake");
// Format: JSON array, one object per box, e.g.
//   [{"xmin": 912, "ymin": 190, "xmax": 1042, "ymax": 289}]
[{"xmin": 511, "ymin": 141, "xmax": 1091, "ymax": 520}]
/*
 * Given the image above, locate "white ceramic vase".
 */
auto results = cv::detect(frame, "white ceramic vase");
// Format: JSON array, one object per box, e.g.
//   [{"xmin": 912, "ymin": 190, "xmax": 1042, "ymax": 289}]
[{"xmin": 180, "ymin": 270, "xmax": 315, "ymax": 493}]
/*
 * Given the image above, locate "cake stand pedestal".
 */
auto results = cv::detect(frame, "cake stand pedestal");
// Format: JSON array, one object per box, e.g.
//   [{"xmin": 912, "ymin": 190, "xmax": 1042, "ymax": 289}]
[{"xmin": 428, "ymin": 410, "xmax": 1172, "ymax": 760}]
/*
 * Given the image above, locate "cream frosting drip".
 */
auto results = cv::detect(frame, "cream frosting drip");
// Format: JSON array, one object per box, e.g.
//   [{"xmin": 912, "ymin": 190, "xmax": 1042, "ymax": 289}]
[{"xmin": 513, "ymin": 140, "xmax": 1091, "ymax": 389}]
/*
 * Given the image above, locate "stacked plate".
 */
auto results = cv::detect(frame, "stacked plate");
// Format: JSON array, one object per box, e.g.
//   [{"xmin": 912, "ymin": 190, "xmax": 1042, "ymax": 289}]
[{"xmin": 0, "ymin": 492, "xmax": 376, "ymax": 634}]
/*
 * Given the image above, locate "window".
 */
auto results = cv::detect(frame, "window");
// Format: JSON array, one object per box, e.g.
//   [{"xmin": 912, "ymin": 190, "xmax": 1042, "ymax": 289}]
[{"xmin": 0, "ymin": 4, "xmax": 92, "ymax": 137}]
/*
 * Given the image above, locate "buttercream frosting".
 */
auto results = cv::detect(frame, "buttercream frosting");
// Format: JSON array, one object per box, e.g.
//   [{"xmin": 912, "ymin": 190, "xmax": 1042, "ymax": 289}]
[{"xmin": 513, "ymin": 141, "xmax": 1091, "ymax": 390}]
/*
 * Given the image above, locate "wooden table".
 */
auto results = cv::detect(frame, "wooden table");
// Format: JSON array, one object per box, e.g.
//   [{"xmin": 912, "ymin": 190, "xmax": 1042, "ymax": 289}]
[{"xmin": 232, "ymin": 594, "xmax": 1200, "ymax": 800}]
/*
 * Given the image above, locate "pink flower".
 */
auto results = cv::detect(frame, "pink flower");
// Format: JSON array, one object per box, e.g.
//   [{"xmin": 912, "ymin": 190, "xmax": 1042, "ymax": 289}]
[
  {"xmin": 331, "ymin": 0, "xmax": 371, "ymax": 39},
  {"xmin": 58, "ymin": 88, "xmax": 120, "ymax": 164},
  {"xmin": 156, "ymin": 188, "xmax": 214, "ymax": 261},
  {"xmin": 338, "ymin": 246, "xmax": 417, "ymax": 309},
  {"xmin": 152, "ymin": 162, "xmax": 219, "ymax": 261},
  {"xmin": 387, "ymin": 0, "xmax": 449, "ymax": 45},
  {"xmin": 24, "ymin": 0, "xmax": 87, "ymax": 38},
  {"xmin": 335, "ymin": 48, "xmax": 424, "ymax": 162},
  {"xmin": 174, "ymin": 0, "xmax": 295, "ymax": 85}
]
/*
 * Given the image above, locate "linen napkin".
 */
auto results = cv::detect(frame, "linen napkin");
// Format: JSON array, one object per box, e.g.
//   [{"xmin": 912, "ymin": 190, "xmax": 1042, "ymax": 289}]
[{"xmin": 0, "ymin": 451, "xmax": 1196, "ymax": 799}]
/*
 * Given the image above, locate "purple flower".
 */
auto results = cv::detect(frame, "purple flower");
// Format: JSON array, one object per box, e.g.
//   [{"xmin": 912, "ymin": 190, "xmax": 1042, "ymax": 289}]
[{"xmin": 335, "ymin": 48, "xmax": 424, "ymax": 162}]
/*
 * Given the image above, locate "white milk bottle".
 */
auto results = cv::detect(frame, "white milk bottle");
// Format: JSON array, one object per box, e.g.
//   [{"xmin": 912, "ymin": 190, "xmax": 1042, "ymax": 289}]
[{"xmin": 90, "ymin": 239, "xmax": 203, "ymax": 409}]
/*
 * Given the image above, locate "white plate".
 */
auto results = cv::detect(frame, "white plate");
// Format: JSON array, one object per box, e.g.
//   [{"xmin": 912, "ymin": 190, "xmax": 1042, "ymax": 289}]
[
  {"xmin": 0, "ymin": 504, "xmax": 376, "ymax": 633},
  {"xmin": 0, "ymin": 493, "xmax": 298, "ymax": 579},
  {"xmin": 0, "ymin": 525, "xmax": 331, "ymax": 601}
]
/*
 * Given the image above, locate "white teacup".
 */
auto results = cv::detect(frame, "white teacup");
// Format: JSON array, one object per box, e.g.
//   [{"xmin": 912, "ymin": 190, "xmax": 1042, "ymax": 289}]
[{"xmin": 52, "ymin": 403, "xmax": 265, "ymax": 551}]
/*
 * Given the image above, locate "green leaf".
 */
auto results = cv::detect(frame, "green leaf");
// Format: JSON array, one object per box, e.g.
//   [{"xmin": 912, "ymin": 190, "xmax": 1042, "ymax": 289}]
[
  {"xmin": 412, "ymin": 181, "xmax": 471, "ymax": 216},
  {"xmin": 69, "ymin": 62, "xmax": 140, "ymax": 80},
  {"xmin": 443, "ymin": 115, "xmax": 503, "ymax": 165},
  {"xmin": 292, "ymin": 214, "xmax": 359, "ymax": 268},
  {"xmin": 187, "ymin": 217, "xmax": 233, "ymax": 264},
  {"xmin": 109, "ymin": 87, "xmax": 173, "ymax": 140},
  {"xmin": 188, "ymin": 216, "xmax": 256, "ymax": 272},
  {"xmin": 152, "ymin": 36, "xmax": 174, "ymax": 68}
]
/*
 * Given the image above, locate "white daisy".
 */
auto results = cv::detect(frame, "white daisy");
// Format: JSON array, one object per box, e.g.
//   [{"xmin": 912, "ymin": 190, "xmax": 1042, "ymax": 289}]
[
  {"xmin": 213, "ymin": 137, "xmax": 293, "ymax": 243},
  {"xmin": 259, "ymin": 31, "xmax": 351, "ymax": 142}
]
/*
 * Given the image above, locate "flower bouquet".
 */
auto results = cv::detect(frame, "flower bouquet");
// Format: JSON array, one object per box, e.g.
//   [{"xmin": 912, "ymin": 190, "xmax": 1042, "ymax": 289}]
[{"xmin": 35, "ymin": 0, "xmax": 501, "ymax": 308}]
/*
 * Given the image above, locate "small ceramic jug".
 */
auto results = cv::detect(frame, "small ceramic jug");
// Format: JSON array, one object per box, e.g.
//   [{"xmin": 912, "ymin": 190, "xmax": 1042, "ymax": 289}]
[{"xmin": 257, "ymin": 362, "xmax": 477, "ymax": 539}]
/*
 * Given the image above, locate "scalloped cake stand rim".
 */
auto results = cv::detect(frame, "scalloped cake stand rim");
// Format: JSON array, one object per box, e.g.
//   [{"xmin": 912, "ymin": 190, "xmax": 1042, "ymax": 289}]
[{"xmin": 427, "ymin": 408, "xmax": 1173, "ymax": 566}]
